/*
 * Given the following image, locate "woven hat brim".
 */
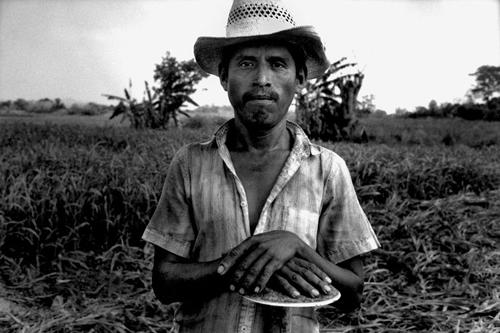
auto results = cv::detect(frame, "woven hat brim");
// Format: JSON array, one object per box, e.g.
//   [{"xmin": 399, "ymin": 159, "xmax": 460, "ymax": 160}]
[{"xmin": 194, "ymin": 26, "xmax": 330, "ymax": 79}]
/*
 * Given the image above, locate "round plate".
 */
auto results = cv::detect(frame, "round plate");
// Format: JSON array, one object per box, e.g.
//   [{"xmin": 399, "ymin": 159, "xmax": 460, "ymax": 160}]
[{"xmin": 243, "ymin": 287, "xmax": 341, "ymax": 307}]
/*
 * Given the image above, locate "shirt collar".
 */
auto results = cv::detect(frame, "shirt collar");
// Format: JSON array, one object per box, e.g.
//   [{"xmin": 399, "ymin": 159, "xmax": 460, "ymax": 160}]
[{"xmin": 212, "ymin": 119, "xmax": 321, "ymax": 157}]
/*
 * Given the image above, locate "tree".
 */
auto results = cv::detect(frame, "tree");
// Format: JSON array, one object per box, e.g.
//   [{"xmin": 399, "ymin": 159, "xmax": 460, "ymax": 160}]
[
  {"xmin": 358, "ymin": 94, "xmax": 376, "ymax": 116},
  {"xmin": 295, "ymin": 57, "xmax": 364, "ymax": 142},
  {"xmin": 13, "ymin": 98, "xmax": 29, "ymax": 111},
  {"xmin": 104, "ymin": 52, "xmax": 208, "ymax": 129},
  {"xmin": 0, "ymin": 100, "xmax": 12, "ymax": 110},
  {"xmin": 428, "ymin": 100, "xmax": 438, "ymax": 113},
  {"xmin": 372, "ymin": 109, "xmax": 387, "ymax": 117},
  {"xmin": 395, "ymin": 107, "xmax": 409, "ymax": 117},
  {"xmin": 54, "ymin": 98, "xmax": 65, "ymax": 110},
  {"xmin": 153, "ymin": 52, "xmax": 208, "ymax": 127},
  {"xmin": 469, "ymin": 65, "xmax": 500, "ymax": 102}
]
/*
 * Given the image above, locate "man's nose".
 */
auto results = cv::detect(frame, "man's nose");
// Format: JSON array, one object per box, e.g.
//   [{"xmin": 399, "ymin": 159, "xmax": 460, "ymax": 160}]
[{"xmin": 253, "ymin": 65, "xmax": 271, "ymax": 87}]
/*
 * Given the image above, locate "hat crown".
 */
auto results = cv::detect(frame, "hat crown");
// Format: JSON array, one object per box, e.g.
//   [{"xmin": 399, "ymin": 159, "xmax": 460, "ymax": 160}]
[{"xmin": 226, "ymin": 0, "xmax": 296, "ymax": 38}]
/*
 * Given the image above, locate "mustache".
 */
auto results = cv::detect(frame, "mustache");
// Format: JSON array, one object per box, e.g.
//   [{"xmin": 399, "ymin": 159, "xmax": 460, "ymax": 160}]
[{"xmin": 242, "ymin": 90, "xmax": 279, "ymax": 103}]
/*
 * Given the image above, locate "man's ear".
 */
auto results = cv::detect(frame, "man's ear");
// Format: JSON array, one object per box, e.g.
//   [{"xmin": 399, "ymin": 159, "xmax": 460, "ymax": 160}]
[
  {"xmin": 296, "ymin": 68, "xmax": 306, "ymax": 87},
  {"xmin": 219, "ymin": 65, "xmax": 228, "ymax": 91},
  {"xmin": 220, "ymin": 75, "xmax": 228, "ymax": 92}
]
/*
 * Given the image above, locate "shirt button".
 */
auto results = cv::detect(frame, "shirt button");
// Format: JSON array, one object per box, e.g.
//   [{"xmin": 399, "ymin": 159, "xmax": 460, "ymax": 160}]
[{"xmin": 240, "ymin": 201, "xmax": 247, "ymax": 207}]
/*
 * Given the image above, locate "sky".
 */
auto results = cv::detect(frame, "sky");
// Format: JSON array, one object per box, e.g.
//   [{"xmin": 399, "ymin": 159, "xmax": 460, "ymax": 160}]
[{"xmin": 0, "ymin": 0, "xmax": 499, "ymax": 113}]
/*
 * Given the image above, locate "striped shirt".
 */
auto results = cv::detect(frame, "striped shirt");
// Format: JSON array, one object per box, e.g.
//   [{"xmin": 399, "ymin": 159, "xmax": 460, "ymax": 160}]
[{"xmin": 142, "ymin": 120, "xmax": 380, "ymax": 333}]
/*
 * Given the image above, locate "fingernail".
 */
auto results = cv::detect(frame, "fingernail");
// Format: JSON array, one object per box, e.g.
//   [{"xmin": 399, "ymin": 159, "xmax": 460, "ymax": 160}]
[
  {"xmin": 217, "ymin": 265, "xmax": 225, "ymax": 274},
  {"xmin": 292, "ymin": 291, "xmax": 300, "ymax": 298},
  {"xmin": 324, "ymin": 285, "xmax": 331, "ymax": 293},
  {"xmin": 239, "ymin": 288, "xmax": 245, "ymax": 295},
  {"xmin": 312, "ymin": 289, "xmax": 320, "ymax": 297},
  {"xmin": 229, "ymin": 284, "xmax": 235, "ymax": 291},
  {"xmin": 254, "ymin": 287, "xmax": 260, "ymax": 293},
  {"xmin": 325, "ymin": 277, "xmax": 332, "ymax": 284}
]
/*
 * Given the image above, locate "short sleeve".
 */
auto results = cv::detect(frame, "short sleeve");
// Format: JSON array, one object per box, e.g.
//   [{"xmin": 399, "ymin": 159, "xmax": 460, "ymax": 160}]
[
  {"xmin": 317, "ymin": 155, "xmax": 380, "ymax": 264},
  {"xmin": 141, "ymin": 146, "xmax": 195, "ymax": 258}
]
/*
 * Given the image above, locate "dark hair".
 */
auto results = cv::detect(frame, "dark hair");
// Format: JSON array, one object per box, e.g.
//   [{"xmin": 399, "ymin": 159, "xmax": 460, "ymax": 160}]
[{"xmin": 218, "ymin": 39, "xmax": 308, "ymax": 81}]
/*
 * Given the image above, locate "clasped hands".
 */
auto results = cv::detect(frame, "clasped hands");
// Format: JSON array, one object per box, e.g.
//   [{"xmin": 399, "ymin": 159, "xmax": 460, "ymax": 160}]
[{"xmin": 216, "ymin": 230, "xmax": 333, "ymax": 298}]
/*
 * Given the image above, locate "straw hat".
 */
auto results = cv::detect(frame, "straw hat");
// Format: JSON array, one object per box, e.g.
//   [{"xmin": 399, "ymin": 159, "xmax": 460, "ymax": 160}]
[{"xmin": 194, "ymin": 0, "xmax": 330, "ymax": 79}]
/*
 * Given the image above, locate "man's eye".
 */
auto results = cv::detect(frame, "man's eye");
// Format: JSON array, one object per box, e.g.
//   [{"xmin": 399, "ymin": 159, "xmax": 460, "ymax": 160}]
[
  {"xmin": 272, "ymin": 62, "xmax": 287, "ymax": 69},
  {"xmin": 239, "ymin": 61, "xmax": 254, "ymax": 69}
]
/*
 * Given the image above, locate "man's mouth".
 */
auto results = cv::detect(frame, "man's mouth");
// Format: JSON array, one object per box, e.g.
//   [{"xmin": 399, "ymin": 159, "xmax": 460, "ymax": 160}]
[
  {"xmin": 247, "ymin": 96, "xmax": 274, "ymax": 104},
  {"xmin": 243, "ymin": 91, "xmax": 279, "ymax": 104}
]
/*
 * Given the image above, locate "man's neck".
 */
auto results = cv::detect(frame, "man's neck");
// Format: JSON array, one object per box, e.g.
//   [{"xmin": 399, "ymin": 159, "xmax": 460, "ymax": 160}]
[{"xmin": 228, "ymin": 118, "xmax": 291, "ymax": 153}]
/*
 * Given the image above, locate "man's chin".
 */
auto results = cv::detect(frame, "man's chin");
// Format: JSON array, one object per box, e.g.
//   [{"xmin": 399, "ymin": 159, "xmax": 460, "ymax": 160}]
[
  {"xmin": 242, "ymin": 108, "xmax": 270, "ymax": 124},
  {"xmin": 236, "ymin": 104, "xmax": 286, "ymax": 129},
  {"xmin": 243, "ymin": 116, "xmax": 280, "ymax": 131}
]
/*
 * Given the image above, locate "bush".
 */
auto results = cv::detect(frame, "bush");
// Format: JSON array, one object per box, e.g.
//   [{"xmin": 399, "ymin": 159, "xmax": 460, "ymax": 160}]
[
  {"xmin": 27, "ymin": 99, "xmax": 57, "ymax": 113},
  {"xmin": 404, "ymin": 100, "xmax": 499, "ymax": 121},
  {"xmin": 67, "ymin": 103, "xmax": 111, "ymax": 116},
  {"xmin": 13, "ymin": 98, "xmax": 30, "ymax": 111},
  {"xmin": 1, "ymin": 98, "xmax": 67, "ymax": 114}
]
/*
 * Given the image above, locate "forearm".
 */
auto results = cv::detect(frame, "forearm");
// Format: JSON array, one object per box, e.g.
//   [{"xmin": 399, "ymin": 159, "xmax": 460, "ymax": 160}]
[
  {"xmin": 297, "ymin": 246, "xmax": 363, "ymax": 311},
  {"xmin": 152, "ymin": 259, "xmax": 227, "ymax": 304}
]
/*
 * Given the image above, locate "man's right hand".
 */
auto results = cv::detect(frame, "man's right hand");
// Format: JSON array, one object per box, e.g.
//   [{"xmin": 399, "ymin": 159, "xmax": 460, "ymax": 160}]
[{"xmin": 217, "ymin": 231, "xmax": 333, "ymax": 297}]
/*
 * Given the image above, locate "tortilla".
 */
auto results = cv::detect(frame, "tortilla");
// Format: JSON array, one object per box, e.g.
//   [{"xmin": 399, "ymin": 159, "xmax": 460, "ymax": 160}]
[{"xmin": 243, "ymin": 286, "xmax": 341, "ymax": 307}]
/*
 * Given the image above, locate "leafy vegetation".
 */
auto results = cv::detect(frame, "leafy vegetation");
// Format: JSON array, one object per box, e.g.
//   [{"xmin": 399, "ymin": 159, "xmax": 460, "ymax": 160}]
[
  {"xmin": 66, "ymin": 103, "xmax": 112, "ymax": 116},
  {"xmin": 355, "ymin": 65, "xmax": 500, "ymax": 121},
  {"xmin": 359, "ymin": 116, "xmax": 500, "ymax": 148},
  {"xmin": 153, "ymin": 52, "xmax": 209, "ymax": 127},
  {"xmin": 0, "ymin": 98, "xmax": 113, "ymax": 116},
  {"xmin": 295, "ymin": 58, "xmax": 365, "ymax": 142},
  {"xmin": 0, "ymin": 98, "xmax": 64, "ymax": 113},
  {"xmin": 395, "ymin": 98, "xmax": 500, "ymax": 121},
  {"xmin": 104, "ymin": 53, "xmax": 208, "ymax": 129},
  {"xmin": 389, "ymin": 65, "xmax": 500, "ymax": 121},
  {"xmin": 0, "ymin": 117, "xmax": 499, "ymax": 332},
  {"xmin": 469, "ymin": 65, "xmax": 500, "ymax": 103}
]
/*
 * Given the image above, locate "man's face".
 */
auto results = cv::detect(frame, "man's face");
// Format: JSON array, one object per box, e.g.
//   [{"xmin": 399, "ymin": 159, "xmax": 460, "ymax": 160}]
[{"xmin": 220, "ymin": 44, "xmax": 303, "ymax": 131}]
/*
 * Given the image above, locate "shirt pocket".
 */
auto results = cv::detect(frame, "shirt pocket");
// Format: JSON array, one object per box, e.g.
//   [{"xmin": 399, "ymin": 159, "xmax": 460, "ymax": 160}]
[{"xmin": 282, "ymin": 207, "xmax": 320, "ymax": 249}]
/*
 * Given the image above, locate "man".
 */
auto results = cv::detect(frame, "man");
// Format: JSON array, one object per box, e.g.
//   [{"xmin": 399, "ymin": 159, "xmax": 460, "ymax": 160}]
[{"xmin": 142, "ymin": 0, "xmax": 380, "ymax": 332}]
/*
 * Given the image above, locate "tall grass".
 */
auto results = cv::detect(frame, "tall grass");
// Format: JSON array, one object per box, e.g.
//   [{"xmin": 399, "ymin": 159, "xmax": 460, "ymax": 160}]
[
  {"xmin": 360, "ymin": 116, "xmax": 500, "ymax": 148},
  {"xmin": 1, "ymin": 120, "xmax": 499, "ymax": 332},
  {"xmin": 1, "ymin": 124, "xmax": 214, "ymax": 272}
]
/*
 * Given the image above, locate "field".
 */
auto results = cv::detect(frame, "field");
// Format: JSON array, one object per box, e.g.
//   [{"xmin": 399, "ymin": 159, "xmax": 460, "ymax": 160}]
[{"xmin": 1, "ymin": 111, "xmax": 499, "ymax": 332}]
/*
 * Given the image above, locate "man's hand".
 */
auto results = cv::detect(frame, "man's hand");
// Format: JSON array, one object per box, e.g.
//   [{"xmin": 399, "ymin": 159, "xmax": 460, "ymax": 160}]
[
  {"xmin": 217, "ymin": 230, "xmax": 305, "ymax": 294},
  {"xmin": 274, "ymin": 257, "xmax": 334, "ymax": 298}
]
